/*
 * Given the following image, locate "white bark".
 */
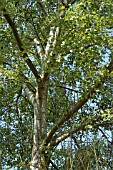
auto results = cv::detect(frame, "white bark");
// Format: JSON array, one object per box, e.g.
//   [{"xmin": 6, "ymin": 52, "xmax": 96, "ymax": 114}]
[
  {"xmin": 45, "ymin": 27, "xmax": 55, "ymax": 56},
  {"xmin": 23, "ymin": 83, "xmax": 35, "ymax": 105},
  {"xmin": 34, "ymin": 38, "xmax": 44, "ymax": 59},
  {"xmin": 45, "ymin": 27, "xmax": 60, "ymax": 58},
  {"xmin": 30, "ymin": 78, "xmax": 49, "ymax": 170}
]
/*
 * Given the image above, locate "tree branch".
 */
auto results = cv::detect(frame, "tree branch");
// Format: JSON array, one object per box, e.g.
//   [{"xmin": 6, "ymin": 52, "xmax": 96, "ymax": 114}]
[
  {"xmin": 108, "ymin": 56, "xmax": 113, "ymax": 72},
  {"xmin": 98, "ymin": 128, "xmax": 111, "ymax": 143},
  {"xmin": 49, "ymin": 159, "xmax": 59, "ymax": 170},
  {"xmin": 57, "ymin": 85, "xmax": 78, "ymax": 93},
  {"xmin": 71, "ymin": 136, "xmax": 80, "ymax": 148},
  {"xmin": 2, "ymin": 8, "xmax": 40, "ymax": 79},
  {"xmin": 45, "ymin": 27, "xmax": 60, "ymax": 57},
  {"xmin": 30, "ymin": 16, "xmax": 45, "ymax": 55},
  {"xmin": 44, "ymin": 81, "xmax": 104, "ymax": 145},
  {"xmin": 51, "ymin": 115, "xmax": 113, "ymax": 147},
  {"xmin": 44, "ymin": 70, "xmax": 113, "ymax": 145},
  {"xmin": 37, "ymin": 1, "xmax": 48, "ymax": 16},
  {"xmin": 23, "ymin": 83, "xmax": 35, "ymax": 106},
  {"xmin": 19, "ymin": 72, "xmax": 36, "ymax": 94}
]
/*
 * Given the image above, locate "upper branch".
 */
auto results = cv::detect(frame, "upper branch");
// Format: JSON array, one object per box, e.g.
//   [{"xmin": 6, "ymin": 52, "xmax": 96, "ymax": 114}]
[
  {"xmin": 37, "ymin": 1, "xmax": 48, "ymax": 15},
  {"xmin": 2, "ymin": 8, "xmax": 40, "ymax": 79},
  {"xmin": 45, "ymin": 27, "xmax": 60, "ymax": 57}
]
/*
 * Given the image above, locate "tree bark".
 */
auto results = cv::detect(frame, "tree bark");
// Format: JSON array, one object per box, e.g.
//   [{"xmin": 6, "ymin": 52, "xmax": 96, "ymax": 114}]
[{"xmin": 30, "ymin": 77, "xmax": 49, "ymax": 170}]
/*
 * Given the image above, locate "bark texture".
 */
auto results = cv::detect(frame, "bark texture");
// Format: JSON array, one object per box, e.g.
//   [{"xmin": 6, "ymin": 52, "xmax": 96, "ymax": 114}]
[{"xmin": 30, "ymin": 78, "xmax": 49, "ymax": 170}]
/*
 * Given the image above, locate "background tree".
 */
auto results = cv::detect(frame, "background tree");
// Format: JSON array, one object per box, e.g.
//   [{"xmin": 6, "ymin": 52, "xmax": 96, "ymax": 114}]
[{"xmin": 0, "ymin": 0, "xmax": 113, "ymax": 169}]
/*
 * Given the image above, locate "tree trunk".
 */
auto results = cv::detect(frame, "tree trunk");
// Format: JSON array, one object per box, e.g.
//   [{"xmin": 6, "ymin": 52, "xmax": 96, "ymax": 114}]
[
  {"xmin": 30, "ymin": 78, "xmax": 49, "ymax": 170},
  {"xmin": 30, "ymin": 150, "xmax": 48, "ymax": 170}
]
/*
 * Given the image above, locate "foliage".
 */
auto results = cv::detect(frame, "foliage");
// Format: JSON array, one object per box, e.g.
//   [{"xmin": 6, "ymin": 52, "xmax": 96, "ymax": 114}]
[{"xmin": 0, "ymin": 0, "xmax": 113, "ymax": 169}]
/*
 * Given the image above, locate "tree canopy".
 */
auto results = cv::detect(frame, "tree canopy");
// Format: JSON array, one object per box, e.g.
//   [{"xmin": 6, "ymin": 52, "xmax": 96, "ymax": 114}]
[{"xmin": 0, "ymin": 0, "xmax": 113, "ymax": 169}]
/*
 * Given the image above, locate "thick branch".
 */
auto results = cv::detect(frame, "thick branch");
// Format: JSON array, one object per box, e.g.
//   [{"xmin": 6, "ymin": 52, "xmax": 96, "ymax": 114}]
[
  {"xmin": 44, "ymin": 64, "xmax": 113, "ymax": 145},
  {"xmin": 3, "ymin": 8, "xmax": 40, "ymax": 79},
  {"xmin": 53, "ymin": 107, "xmax": 113, "ymax": 146},
  {"xmin": 51, "ymin": 116, "xmax": 113, "ymax": 147},
  {"xmin": 43, "ymin": 26, "xmax": 60, "ymax": 80},
  {"xmin": 45, "ymin": 27, "xmax": 60, "ymax": 57},
  {"xmin": 44, "ymin": 81, "xmax": 104, "ymax": 145}
]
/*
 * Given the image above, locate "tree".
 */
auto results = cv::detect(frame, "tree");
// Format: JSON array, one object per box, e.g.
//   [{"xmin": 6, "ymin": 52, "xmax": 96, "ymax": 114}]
[{"xmin": 0, "ymin": 0, "xmax": 113, "ymax": 169}]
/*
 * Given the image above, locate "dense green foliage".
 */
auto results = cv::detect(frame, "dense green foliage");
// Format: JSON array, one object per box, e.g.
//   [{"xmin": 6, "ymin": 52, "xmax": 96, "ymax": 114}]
[{"xmin": 0, "ymin": 0, "xmax": 113, "ymax": 169}]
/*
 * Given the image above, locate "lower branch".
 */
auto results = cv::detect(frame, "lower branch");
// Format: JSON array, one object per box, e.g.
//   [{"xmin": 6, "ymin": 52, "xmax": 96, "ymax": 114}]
[
  {"xmin": 44, "ymin": 79, "xmax": 104, "ymax": 145},
  {"xmin": 51, "ymin": 112, "xmax": 113, "ymax": 147},
  {"xmin": 43, "ymin": 61, "xmax": 113, "ymax": 145}
]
